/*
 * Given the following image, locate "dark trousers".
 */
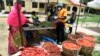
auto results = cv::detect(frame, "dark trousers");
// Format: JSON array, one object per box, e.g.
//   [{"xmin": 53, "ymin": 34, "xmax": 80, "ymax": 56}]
[
  {"xmin": 56, "ymin": 22, "xmax": 65, "ymax": 44},
  {"xmin": 69, "ymin": 19, "xmax": 75, "ymax": 33},
  {"xmin": 24, "ymin": 31, "xmax": 33, "ymax": 46},
  {"xmin": 69, "ymin": 27, "xmax": 72, "ymax": 33}
]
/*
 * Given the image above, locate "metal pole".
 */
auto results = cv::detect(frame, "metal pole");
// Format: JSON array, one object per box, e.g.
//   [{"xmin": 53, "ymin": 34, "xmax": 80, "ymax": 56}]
[
  {"xmin": 17, "ymin": 0, "xmax": 24, "ymax": 46},
  {"xmin": 8, "ymin": 0, "xmax": 11, "ymax": 11},
  {"xmin": 75, "ymin": 0, "xmax": 82, "ymax": 33}
]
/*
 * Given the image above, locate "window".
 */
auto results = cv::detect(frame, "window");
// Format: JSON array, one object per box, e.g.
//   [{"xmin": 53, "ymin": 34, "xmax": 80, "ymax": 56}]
[
  {"xmin": 32, "ymin": 2, "xmax": 38, "ymax": 8},
  {"xmin": 67, "ymin": 6, "xmax": 70, "ymax": 11},
  {"xmin": 0, "ymin": 0, "xmax": 4, "ymax": 9},
  {"xmin": 20, "ymin": 1, "xmax": 25, "ymax": 7},
  {"xmin": 63, "ymin": 4, "xmax": 66, "ymax": 8},
  {"xmin": 6, "ymin": 0, "xmax": 13, "ymax": 6},
  {"xmin": 40, "ymin": 3, "xmax": 44, "ymax": 8},
  {"xmin": 81, "ymin": 8, "xmax": 84, "ymax": 12}
]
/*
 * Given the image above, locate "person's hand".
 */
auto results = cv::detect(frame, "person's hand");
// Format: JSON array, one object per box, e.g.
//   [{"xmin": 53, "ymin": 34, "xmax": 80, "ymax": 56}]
[
  {"xmin": 27, "ymin": 20, "xmax": 33, "ymax": 24},
  {"xmin": 54, "ymin": 16, "xmax": 58, "ymax": 19},
  {"xmin": 58, "ymin": 16, "xmax": 66, "ymax": 19}
]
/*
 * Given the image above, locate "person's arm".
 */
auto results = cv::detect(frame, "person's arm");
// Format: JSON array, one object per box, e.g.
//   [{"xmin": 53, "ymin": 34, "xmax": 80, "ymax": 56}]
[
  {"xmin": 58, "ymin": 9, "xmax": 67, "ymax": 19},
  {"xmin": 71, "ymin": 12, "xmax": 76, "ymax": 19},
  {"xmin": 73, "ymin": 12, "xmax": 76, "ymax": 19},
  {"xmin": 27, "ymin": 20, "xmax": 33, "ymax": 24},
  {"xmin": 58, "ymin": 16, "xmax": 66, "ymax": 19}
]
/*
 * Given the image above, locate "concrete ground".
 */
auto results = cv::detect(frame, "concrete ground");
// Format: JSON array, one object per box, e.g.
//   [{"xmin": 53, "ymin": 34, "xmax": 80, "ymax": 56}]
[
  {"xmin": 0, "ymin": 17, "xmax": 8, "ymax": 56},
  {"xmin": 0, "ymin": 13, "xmax": 100, "ymax": 56},
  {"xmin": 86, "ymin": 27, "xmax": 100, "ymax": 33}
]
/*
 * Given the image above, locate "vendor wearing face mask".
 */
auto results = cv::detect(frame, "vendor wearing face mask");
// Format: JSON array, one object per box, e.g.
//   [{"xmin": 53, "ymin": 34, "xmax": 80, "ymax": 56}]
[
  {"xmin": 57, "ymin": 4, "xmax": 67, "ymax": 22},
  {"xmin": 55, "ymin": 3, "xmax": 67, "ymax": 44}
]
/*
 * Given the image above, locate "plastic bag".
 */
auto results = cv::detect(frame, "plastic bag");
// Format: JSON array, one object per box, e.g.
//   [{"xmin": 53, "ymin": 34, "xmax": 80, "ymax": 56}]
[{"xmin": 41, "ymin": 36, "xmax": 57, "ymax": 45}]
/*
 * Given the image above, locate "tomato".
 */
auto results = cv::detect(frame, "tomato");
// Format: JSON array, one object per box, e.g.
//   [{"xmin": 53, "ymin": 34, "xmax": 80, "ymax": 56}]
[
  {"xmin": 42, "ymin": 42, "xmax": 61, "ymax": 56},
  {"xmin": 20, "ymin": 47, "xmax": 50, "ymax": 56},
  {"xmin": 77, "ymin": 39, "xmax": 95, "ymax": 47},
  {"xmin": 62, "ymin": 41, "xmax": 81, "ymax": 50},
  {"xmin": 83, "ymin": 36, "xmax": 96, "ymax": 42}
]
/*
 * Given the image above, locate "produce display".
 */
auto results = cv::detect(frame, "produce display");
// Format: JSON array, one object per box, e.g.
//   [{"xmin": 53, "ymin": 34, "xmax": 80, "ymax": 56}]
[
  {"xmin": 13, "ymin": 31, "xmax": 96, "ymax": 56},
  {"xmin": 62, "ymin": 41, "xmax": 81, "ymax": 56},
  {"xmin": 20, "ymin": 47, "xmax": 50, "ymax": 56},
  {"xmin": 42, "ymin": 42, "xmax": 61, "ymax": 56},
  {"xmin": 29, "ymin": 21, "xmax": 52, "ymax": 28},
  {"xmin": 62, "ymin": 41, "xmax": 80, "ymax": 50},
  {"xmin": 83, "ymin": 35, "xmax": 96, "ymax": 42},
  {"xmin": 77, "ymin": 38, "xmax": 95, "ymax": 56},
  {"xmin": 40, "ymin": 21, "xmax": 51, "ymax": 27},
  {"xmin": 77, "ymin": 39, "xmax": 95, "ymax": 47}
]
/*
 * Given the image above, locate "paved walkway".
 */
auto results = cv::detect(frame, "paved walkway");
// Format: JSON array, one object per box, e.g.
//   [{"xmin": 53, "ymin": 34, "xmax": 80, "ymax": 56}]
[
  {"xmin": 72, "ymin": 26, "xmax": 100, "ymax": 36},
  {"xmin": 86, "ymin": 27, "xmax": 100, "ymax": 33}
]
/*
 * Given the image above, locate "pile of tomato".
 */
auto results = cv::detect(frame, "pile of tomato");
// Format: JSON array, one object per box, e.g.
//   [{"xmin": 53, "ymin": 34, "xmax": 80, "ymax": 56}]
[
  {"xmin": 62, "ymin": 41, "xmax": 81, "ymax": 50},
  {"xmin": 42, "ymin": 42, "xmax": 61, "ymax": 56},
  {"xmin": 77, "ymin": 39, "xmax": 95, "ymax": 47},
  {"xmin": 20, "ymin": 47, "xmax": 50, "ymax": 56},
  {"xmin": 83, "ymin": 35, "xmax": 96, "ymax": 42}
]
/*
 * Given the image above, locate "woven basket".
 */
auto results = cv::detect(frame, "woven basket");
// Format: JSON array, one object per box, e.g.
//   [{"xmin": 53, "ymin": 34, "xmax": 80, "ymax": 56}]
[
  {"xmin": 80, "ymin": 45, "xmax": 94, "ymax": 55},
  {"xmin": 75, "ymin": 32, "xmax": 86, "ymax": 37},
  {"xmin": 68, "ymin": 34, "xmax": 82, "ymax": 42},
  {"xmin": 62, "ymin": 41, "xmax": 81, "ymax": 56},
  {"xmin": 76, "ymin": 38, "xmax": 95, "ymax": 56}
]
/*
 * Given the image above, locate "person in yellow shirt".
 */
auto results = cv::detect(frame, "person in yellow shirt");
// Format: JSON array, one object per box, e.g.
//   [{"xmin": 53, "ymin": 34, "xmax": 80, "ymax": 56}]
[{"xmin": 55, "ymin": 3, "xmax": 67, "ymax": 44}]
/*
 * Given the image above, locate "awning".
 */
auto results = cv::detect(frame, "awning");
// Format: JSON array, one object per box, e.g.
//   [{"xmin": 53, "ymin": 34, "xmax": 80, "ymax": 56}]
[{"xmin": 70, "ymin": 0, "xmax": 86, "ymax": 7}]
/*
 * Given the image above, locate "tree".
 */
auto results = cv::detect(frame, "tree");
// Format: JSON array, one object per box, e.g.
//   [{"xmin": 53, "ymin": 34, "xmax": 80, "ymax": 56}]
[
  {"xmin": 82, "ymin": 0, "xmax": 92, "ymax": 5},
  {"xmin": 0, "ymin": 0, "xmax": 4, "ymax": 11}
]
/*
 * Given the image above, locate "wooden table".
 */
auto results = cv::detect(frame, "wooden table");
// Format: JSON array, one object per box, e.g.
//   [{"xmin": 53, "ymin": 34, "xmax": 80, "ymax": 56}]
[{"xmin": 23, "ymin": 27, "xmax": 55, "ymax": 31}]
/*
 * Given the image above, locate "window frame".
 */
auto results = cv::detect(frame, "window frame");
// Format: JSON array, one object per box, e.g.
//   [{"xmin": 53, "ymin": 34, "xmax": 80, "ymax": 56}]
[
  {"xmin": 39, "ymin": 3, "xmax": 45, "ymax": 8},
  {"xmin": 6, "ymin": 0, "xmax": 13, "ymax": 6},
  {"xmin": 20, "ymin": 1, "xmax": 25, "ymax": 7},
  {"xmin": 67, "ymin": 6, "xmax": 71, "ymax": 11},
  {"xmin": 32, "ymin": 2, "xmax": 38, "ymax": 8}
]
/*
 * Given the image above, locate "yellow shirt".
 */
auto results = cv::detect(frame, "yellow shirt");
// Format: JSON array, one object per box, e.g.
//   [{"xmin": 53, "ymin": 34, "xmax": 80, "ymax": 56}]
[
  {"xmin": 57, "ymin": 8, "xmax": 67, "ymax": 22},
  {"xmin": 51, "ymin": 8, "xmax": 68, "ymax": 28}
]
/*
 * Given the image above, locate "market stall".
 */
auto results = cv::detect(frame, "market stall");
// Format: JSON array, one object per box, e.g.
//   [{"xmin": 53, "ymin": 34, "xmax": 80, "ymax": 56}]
[{"xmin": 9, "ymin": 0, "xmax": 98, "ymax": 56}]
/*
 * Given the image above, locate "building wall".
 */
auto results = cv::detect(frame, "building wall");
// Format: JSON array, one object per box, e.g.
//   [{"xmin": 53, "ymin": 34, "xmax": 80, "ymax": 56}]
[
  {"xmin": 4, "ymin": 0, "xmax": 12, "ymax": 11},
  {"xmin": 4, "ymin": 0, "xmax": 85, "ymax": 15}
]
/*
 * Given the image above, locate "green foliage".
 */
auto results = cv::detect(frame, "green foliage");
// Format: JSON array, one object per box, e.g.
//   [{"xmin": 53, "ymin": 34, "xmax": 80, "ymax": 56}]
[
  {"xmin": 78, "ymin": 14, "xmax": 100, "ymax": 23},
  {"xmin": 40, "ymin": 21, "xmax": 52, "ymax": 27},
  {"xmin": 96, "ymin": 36, "xmax": 100, "ymax": 44},
  {"xmin": 92, "ymin": 51, "xmax": 100, "ymax": 56}
]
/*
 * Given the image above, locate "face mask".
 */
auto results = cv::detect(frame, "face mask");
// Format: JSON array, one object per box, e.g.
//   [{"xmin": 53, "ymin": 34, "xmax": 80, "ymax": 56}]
[{"xmin": 58, "ymin": 7, "xmax": 61, "ymax": 10}]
